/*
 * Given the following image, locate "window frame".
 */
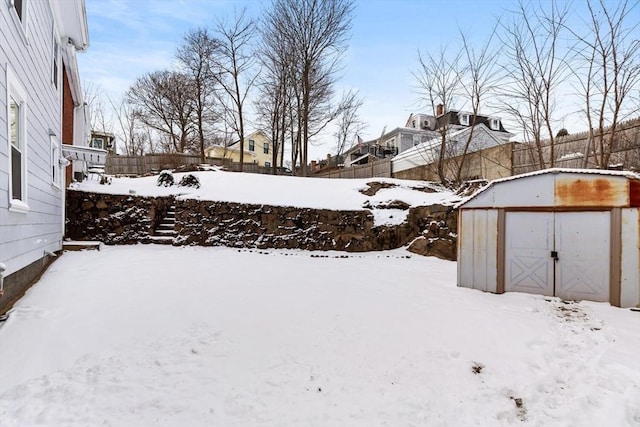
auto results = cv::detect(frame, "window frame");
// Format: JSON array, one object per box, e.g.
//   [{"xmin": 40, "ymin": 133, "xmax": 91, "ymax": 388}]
[
  {"xmin": 248, "ymin": 139, "xmax": 255, "ymax": 151},
  {"xmin": 263, "ymin": 142, "xmax": 269, "ymax": 154},
  {"xmin": 8, "ymin": 0, "xmax": 28, "ymax": 43},
  {"xmin": 52, "ymin": 32, "xmax": 60, "ymax": 90},
  {"xmin": 50, "ymin": 135, "xmax": 61, "ymax": 189},
  {"xmin": 91, "ymin": 137, "xmax": 105, "ymax": 150},
  {"xmin": 7, "ymin": 66, "xmax": 29, "ymax": 213},
  {"xmin": 265, "ymin": 161, "xmax": 271, "ymax": 168}
]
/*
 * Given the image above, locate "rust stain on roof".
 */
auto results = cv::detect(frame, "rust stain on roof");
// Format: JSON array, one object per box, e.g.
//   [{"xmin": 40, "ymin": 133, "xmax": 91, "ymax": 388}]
[{"xmin": 555, "ymin": 177, "xmax": 628, "ymax": 207}]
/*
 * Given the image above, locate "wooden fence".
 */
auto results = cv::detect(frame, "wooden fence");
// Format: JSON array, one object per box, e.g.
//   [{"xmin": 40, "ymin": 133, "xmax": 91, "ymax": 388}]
[
  {"xmin": 313, "ymin": 158, "xmax": 391, "ymax": 179},
  {"xmin": 512, "ymin": 117, "xmax": 640, "ymax": 175},
  {"xmin": 105, "ymin": 153, "xmax": 279, "ymax": 176}
]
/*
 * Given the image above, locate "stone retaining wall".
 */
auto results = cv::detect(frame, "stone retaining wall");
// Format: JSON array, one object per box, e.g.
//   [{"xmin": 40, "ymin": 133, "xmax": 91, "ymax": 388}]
[
  {"xmin": 66, "ymin": 190, "xmax": 172, "ymax": 244},
  {"xmin": 66, "ymin": 190, "xmax": 458, "ymax": 258}
]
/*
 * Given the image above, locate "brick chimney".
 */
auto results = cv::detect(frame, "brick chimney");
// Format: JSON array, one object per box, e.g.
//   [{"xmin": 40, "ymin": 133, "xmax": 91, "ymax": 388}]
[{"xmin": 436, "ymin": 104, "xmax": 444, "ymax": 116}]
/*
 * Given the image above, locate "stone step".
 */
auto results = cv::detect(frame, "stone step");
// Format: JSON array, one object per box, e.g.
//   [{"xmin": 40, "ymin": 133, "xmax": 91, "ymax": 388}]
[
  {"xmin": 148, "ymin": 235, "xmax": 175, "ymax": 245},
  {"xmin": 63, "ymin": 241, "xmax": 102, "ymax": 251},
  {"xmin": 153, "ymin": 206, "xmax": 177, "ymax": 241}
]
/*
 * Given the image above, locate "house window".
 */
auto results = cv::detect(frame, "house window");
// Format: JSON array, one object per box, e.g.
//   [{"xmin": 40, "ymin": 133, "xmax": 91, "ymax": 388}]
[
  {"xmin": 12, "ymin": 0, "xmax": 25, "ymax": 22},
  {"xmin": 460, "ymin": 114, "xmax": 470, "ymax": 126},
  {"xmin": 412, "ymin": 120, "xmax": 416, "ymax": 128},
  {"xmin": 265, "ymin": 161, "xmax": 271, "ymax": 168},
  {"xmin": 50, "ymin": 135, "xmax": 61, "ymax": 188},
  {"xmin": 10, "ymin": 97, "xmax": 23, "ymax": 200},
  {"xmin": 248, "ymin": 139, "xmax": 255, "ymax": 151},
  {"xmin": 52, "ymin": 39, "xmax": 59, "ymax": 89},
  {"xmin": 91, "ymin": 138, "xmax": 104, "ymax": 150},
  {"xmin": 8, "ymin": 69, "xmax": 28, "ymax": 212},
  {"xmin": 491, "ymin": 119, "xmax": 500, "ymax": 130},
  {"xmin": 263, "ymin": 142, "xmax": 269, "ymax": 154}
]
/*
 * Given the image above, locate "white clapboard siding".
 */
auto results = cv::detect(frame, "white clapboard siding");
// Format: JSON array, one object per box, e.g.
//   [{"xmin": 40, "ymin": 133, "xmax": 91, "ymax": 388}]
[{"xmin": 0, "ymin": 1, "xmax": 66, "ymax": 276}]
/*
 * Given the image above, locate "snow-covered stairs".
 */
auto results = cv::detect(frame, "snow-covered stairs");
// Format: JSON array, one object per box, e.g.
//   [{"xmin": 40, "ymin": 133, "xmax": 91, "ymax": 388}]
[{"xmin": 150, "ymin": 206, "xmax": 177, "ymax": 244}]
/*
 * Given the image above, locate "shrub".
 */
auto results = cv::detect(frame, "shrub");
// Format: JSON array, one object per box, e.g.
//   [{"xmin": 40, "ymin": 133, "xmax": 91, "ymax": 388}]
[
  {"xmin": 157, "ymin": 170, "xmax": 174, "ymax": 187},
  {"xmin": 178, "ymin": 174, "xmax": 201, "ymax": 189}
]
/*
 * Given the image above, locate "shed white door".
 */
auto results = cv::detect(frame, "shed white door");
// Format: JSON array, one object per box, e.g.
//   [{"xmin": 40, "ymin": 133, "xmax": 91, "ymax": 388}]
[
  {"xmin": 555, "ymin": 212, "xmax": 610, "ymax": 302},
  {"xmin": 505, "ymin": 211, "xmax": 610, "ymax": 302},
  {"xmin": 505, "ymin": 212, "xmax": 555, "ymax": 296}
]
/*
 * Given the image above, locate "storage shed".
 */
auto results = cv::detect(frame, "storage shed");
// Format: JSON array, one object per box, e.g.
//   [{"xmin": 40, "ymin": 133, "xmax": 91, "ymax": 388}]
[{"xmin": 457, "ymin": 168, "xmax": 640, "ymax": 307}]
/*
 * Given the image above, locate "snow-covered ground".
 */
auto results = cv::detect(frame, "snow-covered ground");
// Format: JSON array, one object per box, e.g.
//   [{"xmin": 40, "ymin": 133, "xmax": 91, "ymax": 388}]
[
  {"xmin": 2, "ymin": 171, "xmax": 639, "ymax": 425},
  {"xmin": 1, "ymin": 245, "xmax": 639, "ymax": 426}
]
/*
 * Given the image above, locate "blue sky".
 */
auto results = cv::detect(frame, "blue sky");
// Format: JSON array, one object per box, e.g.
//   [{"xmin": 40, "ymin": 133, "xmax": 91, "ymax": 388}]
[{"xmin": 78, "ymin": 0, "xmax": 629, "ymax": 160}]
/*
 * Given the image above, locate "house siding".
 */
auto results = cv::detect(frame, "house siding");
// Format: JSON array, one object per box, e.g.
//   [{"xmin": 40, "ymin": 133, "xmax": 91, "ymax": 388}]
[{"xmin": 0, "ymin": 0, "xmax": 64, "ymax": 288}]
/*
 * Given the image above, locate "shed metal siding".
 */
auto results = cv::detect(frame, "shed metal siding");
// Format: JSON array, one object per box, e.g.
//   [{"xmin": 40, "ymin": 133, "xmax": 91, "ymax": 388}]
[
  {"xmin": 462, "ymin": 173, "xmax": 556, "ymax": 208},
  {"xmin": 620, "ymin": 208, "xmax": 640, "ymax": 307},
  {"xmin": 554, "ymin": 175, "xmax": 629, "ymax": 207},
  {"xmin": 630, "ymin": 181, "xmax": 640, "ymax": 207},
  {"xmin": 457, "ymin": 209, "xmax": 498, "ymax": 292}
]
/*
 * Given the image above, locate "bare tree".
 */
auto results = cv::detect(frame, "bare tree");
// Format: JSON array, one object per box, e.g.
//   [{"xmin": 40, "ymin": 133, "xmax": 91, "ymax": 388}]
[
  {"xmin": 497, "ymin": 0, "xmax": 571, "ymax": 168},
  {"xmin": 127, "ymin": 70, "xmax": 196, "ymax": 153},
  {"xmin": 213, "ymin": 9, "xmax": 257, "ymax": 171},
  {"xmin": 451, "ymin": 27, "xmax": 500, "ymax": 183},
  {"xmin": 571, "ymin": 0, "xmax": 640, "ymax": 169},
  {"xmin": 414, "ymin": 46, "xmax": 463, "ymax": 182},
  {"xmin": 255, "ymin": 52, "xmax": 294, "ymax": 173},
  {"xmin": 333, "ymin": 90, "xmax": 364, "ymax": 162},
  {"xmin": 83, "ymin": 82, "xmax": 111, "ymax": 134},
  {"xmin": 108, "ymin": 95, "xmax": 149, "ymax": 156},
  {"xmin": 262, "ymin": 0, "xmax": 355, "ymax": 176},
  {"xmin": 177, "ymin": 28, "xmax": 222, "ymax": 162}
]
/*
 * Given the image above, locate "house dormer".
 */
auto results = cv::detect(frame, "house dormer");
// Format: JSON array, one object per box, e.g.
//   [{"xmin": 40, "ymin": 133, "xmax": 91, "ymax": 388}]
[
  {"xmin": 458, "ymin": 112, "xmax": 471, "ymax": 126},
  {"xmin": 406, "ymin": 113, "xmax": 436, "ymax": 131},
  {"xmin": 489, "ymin": 117, "xmax": 501, "ymax": 131}
]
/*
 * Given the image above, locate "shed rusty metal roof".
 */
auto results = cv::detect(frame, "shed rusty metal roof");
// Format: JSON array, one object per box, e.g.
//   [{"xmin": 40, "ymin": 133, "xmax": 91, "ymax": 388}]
[{"xmin": 456, "ymin": 168, "xmax": 640, "ymax": 209}]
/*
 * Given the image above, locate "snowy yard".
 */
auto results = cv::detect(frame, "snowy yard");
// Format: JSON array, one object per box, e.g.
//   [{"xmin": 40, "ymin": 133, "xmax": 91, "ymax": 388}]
[{"xmin": 1, "ymin": 244, "xmax": 639, "ymax": 426}]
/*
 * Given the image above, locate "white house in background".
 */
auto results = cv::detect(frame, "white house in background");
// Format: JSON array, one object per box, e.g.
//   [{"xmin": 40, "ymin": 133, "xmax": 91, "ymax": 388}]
[
  {"xmin": 339, "ymin": 109, "xmax": 513, "ymax": 170},
  {"xmin": 0, "ymin": 0, "xmax": 94, "ymax": 313},
  {"xmin": 392, "ymin": 123, "xmax": 508, "ymax": 174}
]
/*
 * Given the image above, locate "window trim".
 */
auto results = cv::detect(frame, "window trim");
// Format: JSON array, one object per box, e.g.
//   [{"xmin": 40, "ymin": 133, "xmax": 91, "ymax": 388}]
[
  {"xmin": 91, "ymin": 137, "xmax": 105, "ymax": 150},
  {"xmin": 52, "ymin": 29, "xmax": 60, "ymax": 90},
  {"xmin": 7, "ymin": 65, "xmax": 29, "ymax": 213},
  {"xmin": 263, "ymin": 142, "xmax": 269, "ymax": 154},
  {"xmin": 50, "ymin": 134, "xmax": 61, "ymax": 189},
  {"xmin": 8, "ymin": 0, "xmax": 28, "ymax": 44},
  {"xmin": 248, "ymin": 139, "xmax": 255, "ymax": 151}
]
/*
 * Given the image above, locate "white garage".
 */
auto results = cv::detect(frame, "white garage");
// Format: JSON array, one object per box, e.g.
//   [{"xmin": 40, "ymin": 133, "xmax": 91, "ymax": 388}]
[{"xmin": 457, "ymin": 169, "xmax": 640, "ymax": 307}]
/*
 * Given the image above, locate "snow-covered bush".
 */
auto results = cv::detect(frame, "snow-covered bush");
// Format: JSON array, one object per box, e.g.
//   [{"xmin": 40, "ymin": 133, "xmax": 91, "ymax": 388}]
[
  {"xmin": 157, "ymin": 170, "xmax": 174, "ymax": 187},
  {"xmin": 178, "ymin": 174, "xmax": 201, "ymax": 189}
]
